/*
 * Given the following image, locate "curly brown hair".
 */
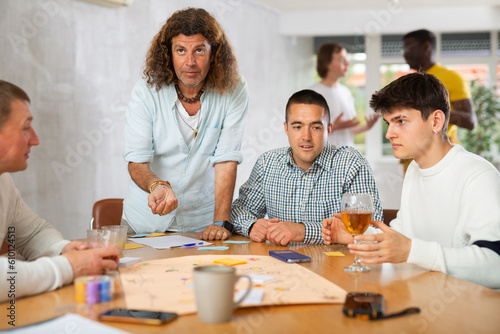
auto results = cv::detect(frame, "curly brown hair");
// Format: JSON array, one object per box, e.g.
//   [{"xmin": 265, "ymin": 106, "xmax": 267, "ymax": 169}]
[{"xmin": 143, "ymin": 7, "xmax": 239, "ymax": 94}]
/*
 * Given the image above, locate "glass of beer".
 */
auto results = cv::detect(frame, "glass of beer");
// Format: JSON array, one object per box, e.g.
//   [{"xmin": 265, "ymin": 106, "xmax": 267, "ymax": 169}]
[{"xmin": 341, "ymin": 193, "xmax": 373, "ymax": 272}]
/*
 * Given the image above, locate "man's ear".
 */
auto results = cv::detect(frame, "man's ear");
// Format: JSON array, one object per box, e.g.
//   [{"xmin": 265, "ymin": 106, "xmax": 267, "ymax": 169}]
[
  {"xmin": 284, "ymin": 121, "xmax": 288, "ymax": 135},
  {"xmin": 327, "ymin": 122, "xmax": 334, "ymax": 135},
  {"xmin": 423, "ymin": 41, "xmax": 433, "ymax": 54},
  {"xmin": 431, "ymin": 109, "xmax": 446, "ymax": 134}
]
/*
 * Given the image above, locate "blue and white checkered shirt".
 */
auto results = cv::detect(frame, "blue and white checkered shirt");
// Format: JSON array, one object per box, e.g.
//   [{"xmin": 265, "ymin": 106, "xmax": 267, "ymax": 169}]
[{"xmin": 231, "ymin": 145, "xmax": 383, "ymax": 244}]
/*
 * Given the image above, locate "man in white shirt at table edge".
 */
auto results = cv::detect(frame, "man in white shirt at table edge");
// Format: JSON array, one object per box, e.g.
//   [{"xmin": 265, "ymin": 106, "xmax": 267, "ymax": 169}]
[
  {"xmin": 322, "ymin": 72, "xmax": 500, "ymax": 290},
  {"xmin": 0, "ymin": 80, "xmax": 119, "ymax": 302}
]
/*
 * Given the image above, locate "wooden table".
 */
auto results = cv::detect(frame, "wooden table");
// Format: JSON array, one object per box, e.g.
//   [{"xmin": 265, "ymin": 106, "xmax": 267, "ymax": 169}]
[{"xmin": 2, "ymin": 233, "xmax": 500, "ymax": 333}]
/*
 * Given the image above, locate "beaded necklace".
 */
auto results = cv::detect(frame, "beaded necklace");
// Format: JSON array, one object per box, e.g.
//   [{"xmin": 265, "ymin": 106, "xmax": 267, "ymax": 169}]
[{"xmin": 174, "ymin": 80, "xmax": 206, "ymax": 103}]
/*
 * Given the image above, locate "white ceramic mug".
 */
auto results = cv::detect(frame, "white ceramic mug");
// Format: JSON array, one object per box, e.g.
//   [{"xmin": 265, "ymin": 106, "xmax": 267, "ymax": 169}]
[{"xmin": 193, "ymin": 265, "xmax": 252, "ymax": 323}]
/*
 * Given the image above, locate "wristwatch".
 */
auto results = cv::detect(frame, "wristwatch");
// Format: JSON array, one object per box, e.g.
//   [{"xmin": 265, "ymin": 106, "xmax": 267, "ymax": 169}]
[{"xmin": 213, "ymin": 220, "xmax": 234, "ymax": 233}]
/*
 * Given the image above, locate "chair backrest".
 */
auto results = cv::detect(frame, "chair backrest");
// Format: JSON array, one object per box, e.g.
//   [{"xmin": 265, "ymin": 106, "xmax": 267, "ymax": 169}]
[
  {"xmin": 90, "ymin": 198, "xmax": 124, "ymax": 229},
  {"xmin": 0, "ymin": 240, "xmax": 8, "ymax": 255},
  {"xmin": 383, "ymin": 209, "xmax": 398, "ymax": 226}
]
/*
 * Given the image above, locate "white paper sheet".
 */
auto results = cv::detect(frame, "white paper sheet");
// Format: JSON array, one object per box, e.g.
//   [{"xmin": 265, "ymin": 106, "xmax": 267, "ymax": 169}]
[
  {"xmin": 247, "ymin": 274, "xmax": 275, "ymax": 283},
  {"xmin": 7, "ymin": 313, "xmax": 130, "ymax": 334},
  {"xmin": 127, "ymin": 235, "xmax": 212, "ymax": 249},
  {"xmin": 236, "ymin": 288, "xmax": 265, "ymax": 305},
  {"xmin": 118, "ymin": 257, "xmax": 141, "ymax": 268}
]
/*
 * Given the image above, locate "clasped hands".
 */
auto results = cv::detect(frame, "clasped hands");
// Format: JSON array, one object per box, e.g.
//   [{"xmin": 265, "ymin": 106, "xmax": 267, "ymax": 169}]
[
  {"xmin": 321, "ymin": 214, "xmax": 411, "ymax": 264},
  {"xmin": 249, "ymin": 218, "xmax": 305, "ymax": 246}
]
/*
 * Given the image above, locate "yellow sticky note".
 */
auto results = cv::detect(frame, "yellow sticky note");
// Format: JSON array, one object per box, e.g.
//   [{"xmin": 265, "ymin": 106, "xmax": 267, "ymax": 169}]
[
  {"xmin": 213, "ymin": 258, "xmax": 247, "ymax": 266},
  {"xmin": 125, "ymin": 243, "xmax": 146, "ymax": 250},
  {"xmin": 145, "ymin": 233, "xmax": 167, "ymax": 237},
  {"xmin": 324, "ymin": 252, "xmax": 345, "ymax": 257}
]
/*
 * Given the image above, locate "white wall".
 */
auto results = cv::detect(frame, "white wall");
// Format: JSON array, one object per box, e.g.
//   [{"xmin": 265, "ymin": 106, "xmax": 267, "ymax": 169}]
[
  {"xmin": 280, "ymin": 5, "xmax": 500, "ymax": 36},
  {"xmin": 0, "ymin": 0, "xmax": 315, "ymax": 239}
]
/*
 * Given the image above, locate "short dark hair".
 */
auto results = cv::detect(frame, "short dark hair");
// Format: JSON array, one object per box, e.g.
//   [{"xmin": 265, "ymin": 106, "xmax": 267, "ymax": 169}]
[
  {"xmin": 403, "ymin": 29, "xmax": 436, "ymax": 51},
  {"xmin": 370, "ymin": 72, "xmax": 450, "ymax": 126},
  {"xmin": 0, "ymin": 80, "xmax": 30, "ymax": 128},
  {"xmin": 316, "ymin": 42, "xmax": 344, "ymax": 79},
  {"xmin": 285, "ymin": 89, "xmax": 330, "ymax": 124}
]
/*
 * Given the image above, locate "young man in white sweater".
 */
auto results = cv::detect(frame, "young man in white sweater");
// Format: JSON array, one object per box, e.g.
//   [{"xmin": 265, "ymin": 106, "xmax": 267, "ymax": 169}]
[
  {"xmin": 322, "ymin": 72, "xmax": 500, "ymax": 289},
  {"xmin": 0, "ymin": 80, "xmax": 119, "ymax": 302}
]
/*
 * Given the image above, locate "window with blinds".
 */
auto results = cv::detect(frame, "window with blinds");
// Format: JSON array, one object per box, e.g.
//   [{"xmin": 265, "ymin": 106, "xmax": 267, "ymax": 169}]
[
  {"xmin": 314, "ymin": 35, "xmax": 365, "ymax": 55},
  {"xmin": 441, "ymin": 32, "xmax": 490, "ymax": 57},
  {"xmin": 381, "ymin": 34, "xmax": 404, "ymax": 58}
]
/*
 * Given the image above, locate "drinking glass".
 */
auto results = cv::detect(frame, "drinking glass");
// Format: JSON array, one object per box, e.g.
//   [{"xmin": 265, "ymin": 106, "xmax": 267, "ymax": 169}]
[
  {"xmin": 86, "ymin": 229, "xmax": 117, "ymax": 249},
  {"xmin": 341, "ymin": 193, "xmax": 373, "ymax": 272},
  {"xmin": 87, "ymin": 228, "xmax": 121, "ymax": 262},
  {"xmin": 102, "ymin": 225, "xmax": 128, "ymax": 256}
]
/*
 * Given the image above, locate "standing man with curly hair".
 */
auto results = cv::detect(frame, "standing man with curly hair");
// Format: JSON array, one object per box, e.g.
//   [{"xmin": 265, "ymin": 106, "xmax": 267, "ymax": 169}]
[{"xmin": 122, "ymin": 8, "xmax": 249, "ymax": 240}]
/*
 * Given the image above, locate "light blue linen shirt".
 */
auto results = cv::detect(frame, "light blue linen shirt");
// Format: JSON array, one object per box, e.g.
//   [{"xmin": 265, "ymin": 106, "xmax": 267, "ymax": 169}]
[{"xmin": 123, "ymin": 77, "xmax": 249, "ymax": 233}]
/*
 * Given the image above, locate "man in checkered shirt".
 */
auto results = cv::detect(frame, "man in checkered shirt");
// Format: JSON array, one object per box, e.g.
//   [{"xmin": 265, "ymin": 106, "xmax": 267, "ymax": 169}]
[{"xmin": 231, "ymin": 89, "xmax": 383, "ymax": 246}]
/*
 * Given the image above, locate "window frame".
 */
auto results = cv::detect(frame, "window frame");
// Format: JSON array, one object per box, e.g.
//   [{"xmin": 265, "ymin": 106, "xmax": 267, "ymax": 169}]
[{"xmin": 363, "ymin": 31, "xmax": 500, "ymax": 163}]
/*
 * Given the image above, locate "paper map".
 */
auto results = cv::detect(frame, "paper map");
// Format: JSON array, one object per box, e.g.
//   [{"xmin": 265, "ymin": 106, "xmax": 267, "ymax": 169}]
[{"xmin": 119, "ymin": 255, "xmax": 346, "ymax": 315}]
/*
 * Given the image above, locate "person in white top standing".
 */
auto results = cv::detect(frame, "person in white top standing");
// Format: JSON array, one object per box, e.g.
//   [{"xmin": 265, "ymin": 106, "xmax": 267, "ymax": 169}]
[
  {"xmin": 310, "ymin": 42, "xmax": 379, "ymax": 147},
  {"xmin": 322, "ymin": 72, "xmax": 500, "ymax": 289}
]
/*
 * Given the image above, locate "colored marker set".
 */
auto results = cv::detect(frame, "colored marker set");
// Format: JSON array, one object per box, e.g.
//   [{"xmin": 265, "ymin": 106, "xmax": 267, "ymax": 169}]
[{"xmin": 75, "ymin": 275, "xmax": 114, "ymax": 304}]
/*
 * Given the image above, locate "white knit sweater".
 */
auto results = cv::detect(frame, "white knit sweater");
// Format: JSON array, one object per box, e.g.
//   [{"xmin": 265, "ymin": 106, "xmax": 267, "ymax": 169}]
[
  {"xmin": 378, "ymin": 145, "xmax": 500, "ymax": 289},
  {"xmin": 0, "ymin": 173, "xmax": 72, "ymax": 302}
]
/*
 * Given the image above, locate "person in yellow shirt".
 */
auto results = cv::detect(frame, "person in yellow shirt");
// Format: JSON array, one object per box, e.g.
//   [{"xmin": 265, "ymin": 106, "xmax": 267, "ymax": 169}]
[{"xmin": 401, "ymin": 29, "xmax": 477, "ymax": 171}]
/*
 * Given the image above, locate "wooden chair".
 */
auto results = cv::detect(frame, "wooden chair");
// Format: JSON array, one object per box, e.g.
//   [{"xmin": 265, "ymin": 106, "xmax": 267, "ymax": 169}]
[
  {"xmin": 1, "ymin": 199, "xmax": 124, "ymax": 255},
  {"xmin": 383, "ymin": 209, "xmax": 398, "ymax": 226},
  {"xmin": 0, "ymin": 240, "xmax": 8, "ymax": 255},
  {"xmin": 89, "ymin": 198, "xmax": 124, "ymax": 229}
]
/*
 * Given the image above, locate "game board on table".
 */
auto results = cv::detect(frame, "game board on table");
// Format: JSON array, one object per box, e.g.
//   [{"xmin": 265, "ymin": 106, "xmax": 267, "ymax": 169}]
[{"xmin": 119, "ymin": 255, "xmax": 347, "ymax": 315}]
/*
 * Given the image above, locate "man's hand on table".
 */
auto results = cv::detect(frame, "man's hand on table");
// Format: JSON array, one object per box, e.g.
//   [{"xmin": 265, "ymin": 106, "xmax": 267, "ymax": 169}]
[
  {"xmin": 63, "ymin": 246, "xmax": 120, "ymax": 279},
  {"xmin": 321, "ymin": 214, "xmax": 353, "ymax": 245},
  {"xmin": 266, "ymin": 220, "xmax": 305, "ymax": 246},
  {"xmin": 61, "ymin": 240, "xmax": 89, "ymax": 254},
  {"xmin": 248, "ymin": 218, "xmax": 305, "ymax": 246},
  {"xmin": 249, "ymin": 218, "xmax": 279, "ymax": 243},
  {"xmin": 198, "ymin": 225, "xmax": 231, "ymax": 241}
]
